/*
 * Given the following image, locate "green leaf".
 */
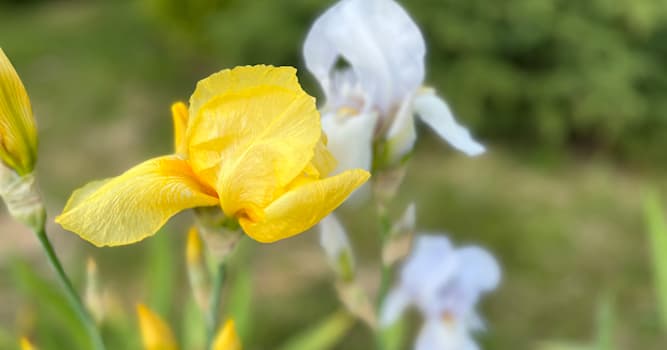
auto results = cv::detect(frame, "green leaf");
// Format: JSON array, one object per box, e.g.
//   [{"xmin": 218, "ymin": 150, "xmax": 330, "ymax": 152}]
[
  {"xmin": 226, "ymin": 267, "xmax": 252, "ymax": 342},
  {"xmin": 380, "ymin": 316, "xmax": 407, "ymax": 350},
  {"xmin": 643, "ymin": 189, "xmax": 667, "ymax": 330},
  {"xmin": 594, "ymin": 295, "xmax": 615, "ymax": 350},
  {"xmin": 8, "ymin": 258, "xmax": 88, "ymax": 350},
  {"xmin": 145, "ymin": 230, "xmax": 175, "ymax": 317},
  {"xmin": 278, "ymin": 310, "xmax": 355, "ymax": 350}
]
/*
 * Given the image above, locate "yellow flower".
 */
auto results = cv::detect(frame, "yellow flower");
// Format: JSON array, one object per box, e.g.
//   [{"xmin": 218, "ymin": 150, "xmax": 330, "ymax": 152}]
[
  {"xmin": 0, "ymin": 48, "xmax": 38, "ymax": 176},
  {"xmin": 136, "ymin": 304, "xmax": 178, "ymax": 350},
  {"xmin": 212, "ymin": 320, "xmax": 241, "ymax": 350},
  {"xmin": 56, "ymin": 65, "xmax": 369, "ymax": 246}
]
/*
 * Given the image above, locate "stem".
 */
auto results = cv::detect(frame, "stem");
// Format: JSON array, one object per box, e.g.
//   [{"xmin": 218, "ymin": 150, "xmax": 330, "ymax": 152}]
[
  {"xmin": 34, "ymin": 227, "xmax": 105, "ymax": 350},
  {"xmin": 375, "ymin": 203, "xmax": 392, "ymax": 309},
  {"xmin": 206, "ymin": 261, "xmax": 226, "ymax": 349},
  {"xmin": 375, "ymin": 201, "xmax": 392, "ymax": 350}
]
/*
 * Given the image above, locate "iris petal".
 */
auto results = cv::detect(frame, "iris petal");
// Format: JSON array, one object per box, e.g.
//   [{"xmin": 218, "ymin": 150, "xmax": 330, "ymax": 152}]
[
  {"xmin": 56, "ymin": 155, "xmax": 218, "ymax": 247},
  {"xmin": 239, "ymin": 169, "xmax": 370, "ymax": 243}
]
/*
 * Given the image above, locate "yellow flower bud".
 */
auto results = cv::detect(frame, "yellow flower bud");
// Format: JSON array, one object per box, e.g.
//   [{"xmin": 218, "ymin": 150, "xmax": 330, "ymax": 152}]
[
  {"xmin": 20, "ymin": 337, "xmax": 37, "ymax": 350},
  {"xmin": 186, "ymin": 226, "xmax": 211, "ymax": 312},
  {"xmin": 136, "ymin": 304, "xmax": 178, "ymax": 350},
  {"xmin": 212, "ymin": 319, "xmax": 242, "ymax": 350},
  {"xmin": 0, "ymin": 48, "xmax": 38, "ymax": 176}
]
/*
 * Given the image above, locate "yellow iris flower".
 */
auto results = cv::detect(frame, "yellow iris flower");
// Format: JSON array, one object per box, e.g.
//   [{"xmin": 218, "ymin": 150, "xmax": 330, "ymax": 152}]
[
  {"xmin": 0, "ymin": 48, "xmax": 38, "ymax": 176},
  {"xmin": 137, "ymin": 304, "xmax": 241, "ymax": 350},
  {"xmin": 56, "ymin": 65, "xmax": 369, "ymax": 246}
]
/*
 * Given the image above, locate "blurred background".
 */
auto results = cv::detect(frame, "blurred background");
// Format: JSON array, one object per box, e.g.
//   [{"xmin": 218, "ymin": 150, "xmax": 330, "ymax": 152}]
[{"xmin": 1, "ymin": 0, "xmax": 667, "ymax": 348}]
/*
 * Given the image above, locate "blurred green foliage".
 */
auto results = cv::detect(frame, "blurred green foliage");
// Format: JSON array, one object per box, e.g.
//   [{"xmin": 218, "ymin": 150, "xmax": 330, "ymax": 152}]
[{"xmin": 143, "ymin": 0, "xmax": 667, "ymax": 163}]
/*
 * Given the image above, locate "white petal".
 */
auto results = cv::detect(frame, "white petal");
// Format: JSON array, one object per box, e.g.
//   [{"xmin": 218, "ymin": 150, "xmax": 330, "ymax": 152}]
[
  {"xmin": 415, "ymin": 320, "xmax": 479, "ymax": 350},
  {"xmin": 303, "ymin": 0, "xmax": 425, "ymax": 113},
  {"xmin": 322, "ymin": 111, "xmax": 378, "ymax": 174},
  {"xmin": 319, "ymin": 214, "xmax": 352, "ymax": 262},
  {"xmin": 413, "ymin": 90, "xmax": 485, "ymax": 156},
  {"xmin": 385, "ymin": 94, "xmax": 417, "ymax": 164},
  {"xmin": 380, "ymin": 287, "xmax": 411, "ymax": 327},
  {"xmin": 457, "ymin": 246, "xmax": 502, "ymax": 293}
]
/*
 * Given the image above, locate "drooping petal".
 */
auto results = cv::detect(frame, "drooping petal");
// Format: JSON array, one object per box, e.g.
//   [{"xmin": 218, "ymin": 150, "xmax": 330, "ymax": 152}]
[
  {"xmin": 239, "ymin": 169, "xmax": 370, "ymax": 243},
  {"xmin": 186, "ymin": 66, "xmax": 321, "ymax": 216},
  {"xmin": 55, "ymin": 155, "xmax": 218, "ymax": 247},
  {"xmin": 303, "ymin": 0, "xmax": 425, "ymax": 113},
  {"xmin": 413, "ymin": 90, "xmax": 485, "ymax": 156},
  {"xmin": 171, "ymin": 102, "xmax": 189, "ymax": 156},
  {"xmin": 212, "ymin": 319, "xmax": 242, "ymax": 350},
  {"xmin": 379, "ymin": 287, "xmax": 411, "ymax": 327},
  {"xmin": 136, "ymin": 304, "xmax": 178, "ymax": 350},
  {"xmin": 321, "ymin": 111, "xmax": 378, "ymax": 174},
  {"xmin": 415, "ymin": 319, "xmax": 479, "ymax": 350},
  {"xmin": 0, "ymin": 48, "xmax": 38, "ymax": 176}
]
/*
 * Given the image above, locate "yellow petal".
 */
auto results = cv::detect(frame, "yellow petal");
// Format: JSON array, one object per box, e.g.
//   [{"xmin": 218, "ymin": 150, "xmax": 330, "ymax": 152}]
[
  {"xmin": 20, "ymin": 337, "xmax": 36, "ymax": 350},
  {"xmin": 186, "ymin": 66, "xmax": 321, "ymax": 216},
  {"xmin": 136, "ymin": 304, "xmax": 178, "ymax": 350},
  {"xmin": 305, "ymin": 134, "xmax": 337, "ymax": 178},
  {"xmin": 188, "ymin": 65, "xmax": 304, "ymax": 120},
  {"xmin": 171, "ymin": 102, "xmax": 188, "ymax": 156},
  {"xmin": 55, "ymin": 155, "xmax": 218, "ymax": 247},
  {"xmin": 212, "ymin": 319, "xmax": 242, "ymax": 350},
  {"xmin": 0, "ymin": 48, "xmax": 38, "ymax": 176},
  {"xmin": 239, "ymin": 169, "xmax": 370, "ymax": 243}
]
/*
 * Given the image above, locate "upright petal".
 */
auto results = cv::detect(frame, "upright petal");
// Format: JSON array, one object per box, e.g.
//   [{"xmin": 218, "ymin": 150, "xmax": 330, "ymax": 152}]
[
  {"xmin": 321, "ymin": 111, "xmax": 378, "ymax": 174},
  {"xmin": 212, "ymin": 319, "xmax": 242, "ymax": 350},
  {"xmin": 188, "ymin": 65, "xmax": 304, "ymax": 121},
  {"xmin": 239, "ymin": 169, "xmax": 370, "ymax": 243},
  {"xmin": 413, "ymin": 90, "xmax": 485, "ymax": 156},
  {"xmin": 136, "ymin": 304, "xmax": 178, "ymax": 350},
  {"xmin": 186, "ymin": 66, "xmax": 321, "ymax": 216},
  {"xmin": 303, "ymin": 0, "xmax": 425, "ymax": 113},
  {"xmin": 56, "ymin": 155, "xmax": 218, "ymax": 247},
  {"xmin": 171, "ymin": 102, "xmax": 189, "ymax": 156},
  {"xmin": 0, "ymin": 48, "xmax": 38, "ymax": 175}
]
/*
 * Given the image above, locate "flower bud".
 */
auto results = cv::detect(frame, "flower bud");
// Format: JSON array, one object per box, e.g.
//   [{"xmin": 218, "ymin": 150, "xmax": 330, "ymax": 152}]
[
  {"xmin": 186, "ymin": 226, "xmax": 211, "ymax": 312},
  {"xmin": 0, "ymin": 48, "xmax": 38, "ymax": 176},
  {"xmin": 85, "ymin": 257, "xmax": 105, "ymax": 324},
  {"xmin": 382, "ymin": 203, "xmax": 416, "ymax": 266},
  {"xmin": 319, "ymin": 215, "xmax": 355, "ymax": 282},
  {"xmin": 194, "ymin": 206, "xmax": 243, "ymax": 263},
  {"xmin": 0, "ymin": 164, "xmax": 45, "ymax": 232},
  {"xmin": 20, "ymin": 337, "xmax": 36, "ymax": 350}
]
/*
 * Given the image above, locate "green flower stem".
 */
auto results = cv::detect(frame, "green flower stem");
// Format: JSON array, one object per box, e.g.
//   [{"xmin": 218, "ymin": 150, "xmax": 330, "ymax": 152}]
[
  {"xmin": 375, "ymin": 202, "xmax": 393, "ymax": 350},
  {"xmin": 34, "ymin": 227, "xmax": 105, "ymax": 350},
  {"xmin": 206, "ymin": 261, "xmax": 226, "ymax": 349},
  {"xmin": 375, "ymin": 202, "xmax": 392, "ymax": 309}
]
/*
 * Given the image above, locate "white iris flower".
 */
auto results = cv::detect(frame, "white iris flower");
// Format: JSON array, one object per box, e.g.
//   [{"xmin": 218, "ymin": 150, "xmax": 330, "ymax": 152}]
[
  {"xmin": 303, "ymin": 0, "xmax": 485, "ymax": 173},
  {"xmin": 380, "ymin": 235, "xmax": 500, "ymax": 350}
]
